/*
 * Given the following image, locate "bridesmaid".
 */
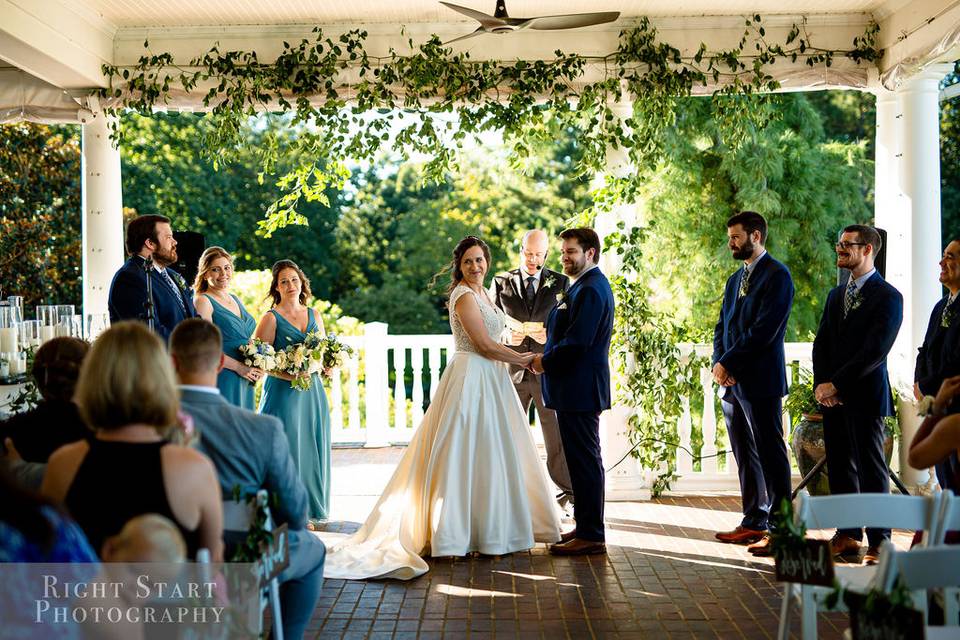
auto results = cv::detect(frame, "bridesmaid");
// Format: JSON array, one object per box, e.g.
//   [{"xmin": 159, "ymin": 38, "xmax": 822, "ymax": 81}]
[
  {"xmin": 255, "ymin": 260, "xmax": 332, "ymax": 525},
  {"xmin": 193, "ymin": 247, "xmax": 262, "ymax": 409}
]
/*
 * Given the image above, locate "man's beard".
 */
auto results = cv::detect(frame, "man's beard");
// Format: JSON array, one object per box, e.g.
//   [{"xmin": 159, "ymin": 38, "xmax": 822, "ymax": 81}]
[
  {"xmin": 731, "ymin": 239, "xmax": 754, "ymax": 261},
  {"xmin": 153, "ymin": 246, "xmax": 178, "ymax": 266},
  {"xmin": 563, "ymin": 257, "xmax": 587, "ymax": 277}
]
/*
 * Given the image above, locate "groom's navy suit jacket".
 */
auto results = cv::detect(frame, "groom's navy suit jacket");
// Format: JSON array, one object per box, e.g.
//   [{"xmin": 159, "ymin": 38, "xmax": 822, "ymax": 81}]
[
  {"xmin": 712, "ymin": 252, "xmax": 794, "ymax": 401},
  {"xmin": 812, "ymin": 271, "xmax": 903, "ymax": 417},
  {"xmin": 108, "ymin": 255, "xmax": 197, "ymax": 341},
  {"xmin": 541, "ymin": 267, "xmax": 614, "ymax": 413}
]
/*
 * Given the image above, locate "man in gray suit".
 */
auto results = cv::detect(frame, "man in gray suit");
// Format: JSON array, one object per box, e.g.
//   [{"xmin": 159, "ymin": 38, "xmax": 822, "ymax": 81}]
[
  {"xmin": 170, "ymin": 319, "xmax": 325, "ymax": 640},
  {"xmin": 491, "ymin": 229, "xmax": 572, "ymax": 507}
]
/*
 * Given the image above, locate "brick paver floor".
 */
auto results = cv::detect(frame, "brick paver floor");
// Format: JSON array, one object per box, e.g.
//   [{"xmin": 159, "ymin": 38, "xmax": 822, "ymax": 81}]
[{"xmin": 311, "ymin": 447, "xmax": 912, "ymax": 639}]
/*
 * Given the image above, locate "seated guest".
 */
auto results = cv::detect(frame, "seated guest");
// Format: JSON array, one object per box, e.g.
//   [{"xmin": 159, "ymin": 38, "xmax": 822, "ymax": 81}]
[
  {"xmin": 101, "ymin": 514, "xmax": 187, "ymax": 563},
  {"xmin": 170, "ymin": 319, "xmax": 325, "ymax": 640},
  {"xmin": 1, "ymin": 337, "xmax": 90, "ymax": 462},
  {"xmin": 41, "ymin": 321, "xmax": 223, "ymax": 561},
  {"xmin": 0, "ymin": 466, "xmax": 97, "ymax": 562},
  {"xmin": 909, "ymin": 375, "xmax": 960, "ymax": 492}
]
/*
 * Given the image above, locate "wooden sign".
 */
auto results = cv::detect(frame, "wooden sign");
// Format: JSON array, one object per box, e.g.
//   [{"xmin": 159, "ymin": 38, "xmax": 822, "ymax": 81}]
[
  {"xmin": 255, "ymin": 524, "xmax": 289, "ymax": 585},
  {"xmin": 845, "ymin": 592, "xmax": 925, "ymax": 640},
  {"xmin": 774, "ymin": 539, "xmax": 836, "ymax": 586}
]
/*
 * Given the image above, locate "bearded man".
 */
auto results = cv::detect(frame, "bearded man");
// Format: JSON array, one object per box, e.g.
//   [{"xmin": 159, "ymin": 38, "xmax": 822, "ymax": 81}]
[
  {"xmin": 108, "ymin": 214, "xmax": 197, "ymax": 341},
  {"xmin": 711, "ymin": 211, "xmax": 795, "ymax": 557}
]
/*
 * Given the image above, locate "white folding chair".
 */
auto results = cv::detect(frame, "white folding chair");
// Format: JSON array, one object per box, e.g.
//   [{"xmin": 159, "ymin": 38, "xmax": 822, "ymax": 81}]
[
  {"xmin": 874, "ymin": 541, "xmax": 960, "ymax": 638},
  {"xmin": 221, "ymin": 490, "xmax": 284, "ymax": 640},
  {"xmin": 931, "ymin": 489, "xmax": 959, "ymax": 546},
  {"xmin": 777, "ymin": 491, "xmax": 941, "ymax": 640}
]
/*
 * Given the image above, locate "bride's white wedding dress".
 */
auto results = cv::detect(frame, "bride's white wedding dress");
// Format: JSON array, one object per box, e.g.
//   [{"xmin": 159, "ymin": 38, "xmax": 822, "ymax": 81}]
[{"xmin": 323, "ymin": 284, "xmax": 561, "ymax": 580}]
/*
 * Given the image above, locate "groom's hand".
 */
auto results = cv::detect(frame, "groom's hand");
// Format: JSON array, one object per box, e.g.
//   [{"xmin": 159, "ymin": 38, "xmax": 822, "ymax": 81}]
[{"xmin": 529, "ymin": 355, "xmax": 544, "ymax": 374}]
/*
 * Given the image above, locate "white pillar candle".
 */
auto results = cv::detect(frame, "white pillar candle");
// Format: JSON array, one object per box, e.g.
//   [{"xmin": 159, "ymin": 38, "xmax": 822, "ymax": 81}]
[
  {"xmin": 0, "ymin": 360, "xmax": 8, "ymax": 377},
  {"xmin": 0, "ymin": 328, "xmax": 18, "ymax": 354},
  {"xmin": 9, "ymin": 357, "xmax": 24, "ymax": 375},
  {"xmin": 39, "ymin": 325, "xmax": 56, "ymax": 343}
]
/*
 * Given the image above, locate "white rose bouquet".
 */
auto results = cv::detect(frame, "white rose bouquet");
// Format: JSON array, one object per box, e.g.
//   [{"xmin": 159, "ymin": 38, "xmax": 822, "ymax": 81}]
[
  {"xmin": 277, "ymin": 331, "xmax": 326, "ymax": 391},
  {"xmin": 238, "ymin": 339, "xmax": 277, "ymax": 376},
  {"xmin": 321, "ymin": 333, "xmax": 354, "ymax": 378}
]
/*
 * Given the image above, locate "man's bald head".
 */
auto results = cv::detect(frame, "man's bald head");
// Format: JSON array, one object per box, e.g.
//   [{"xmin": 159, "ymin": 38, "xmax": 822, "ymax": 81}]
[{"xmin": 520, "ymin": 229, "xmax": 549, "ymax": 275}]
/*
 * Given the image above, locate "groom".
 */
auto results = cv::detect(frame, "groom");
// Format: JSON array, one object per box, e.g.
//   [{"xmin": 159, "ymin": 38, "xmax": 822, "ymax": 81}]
[{"xmin": 532, "ymin": 228, "xmax": 614, "ymax": 556}]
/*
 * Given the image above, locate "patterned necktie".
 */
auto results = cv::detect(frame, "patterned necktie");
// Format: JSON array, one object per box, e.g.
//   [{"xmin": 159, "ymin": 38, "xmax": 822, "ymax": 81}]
[
  {"xmin": 943, "ymin": 296, "xmax": 957, "ymax": 328},
  {"xmin": 525, "ymin": 276, "xmax": 536, "ymax": 307},
  {"xmin": 737, "ymin": 268, "xmax": 750, "ymax": 298},
  {"xmin": 159, "ymin": 269, "xmax": 187, "ymax": 315},
  {"xmin": 843, "ymin": 279, "xmax": 858, "ymax": 318}
]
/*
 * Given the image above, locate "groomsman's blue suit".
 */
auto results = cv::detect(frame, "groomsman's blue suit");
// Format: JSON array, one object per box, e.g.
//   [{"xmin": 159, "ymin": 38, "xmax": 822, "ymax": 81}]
[
  {"xmin": 915, "ymin": 294, "xmax": 960, "ymax": 491},
  {"xmin": 541, "ymin": 266, "xmax": 614, "ymax": 542},
  {"xmin": 813, "ymin": 271, "xmax": 903, "ymax": 546},
  {"xmin": 108, "ymin": 255, "xmax": 197, "ymax": 341},
  {"xmin": 712, "ymin": 252, "xmax": 794, "ymax": 532}
]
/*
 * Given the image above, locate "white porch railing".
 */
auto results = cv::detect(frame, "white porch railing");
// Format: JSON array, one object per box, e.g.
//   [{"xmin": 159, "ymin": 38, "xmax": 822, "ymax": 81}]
[{"xmin": 324, "ymin": 327, "xmax": 824, "ymax": 492}]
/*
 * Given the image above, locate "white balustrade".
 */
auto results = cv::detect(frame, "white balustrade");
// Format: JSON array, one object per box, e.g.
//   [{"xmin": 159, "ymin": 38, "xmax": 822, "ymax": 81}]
[{"xmin": 319, "ymin": 328, "xmax": 813, "ymax": 494}]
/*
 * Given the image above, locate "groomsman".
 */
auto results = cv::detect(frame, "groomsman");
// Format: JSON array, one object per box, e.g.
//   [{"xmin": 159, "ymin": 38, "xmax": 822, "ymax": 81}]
[
  {"xmin": 108, "ymin": 214, "xmax": 197, "ymax": 341},
  {"xmin": 491, "ymin": 229, "xmax": 573, "ymax": 507},
  {"xmin": 712, "ymin": 211, "xmax": 794, "ymax": 555},
  {"xmin": 813, "ymin": 224, "xmax": 903, "ymax": 565},
  {"xmin": 914, "ymin": 239, "xmax": 960, "ymax": 487},
  {"xmin": 532, "ymin": 228, "xmax": 614, "ymax": 556}
]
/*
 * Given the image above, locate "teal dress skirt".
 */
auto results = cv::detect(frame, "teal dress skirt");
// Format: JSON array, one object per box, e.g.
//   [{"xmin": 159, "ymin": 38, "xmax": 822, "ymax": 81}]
[
  {"xmin": 258, "ymin": 308, "xmax": 332, "ymax": 520},
  {"xmin": 205, "ymin": 293, "xmax": 257, "ymax": 410}
]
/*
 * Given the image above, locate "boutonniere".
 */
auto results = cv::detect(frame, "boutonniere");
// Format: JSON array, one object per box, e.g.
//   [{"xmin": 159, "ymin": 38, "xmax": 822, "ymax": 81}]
[
  {"xmin": 544, "ymin": 275, "xmax": 557, "ymax": 289},
  {"xmin": 169, "ymin": 270, "xmax": 187, "ymax": 291},
  {"xmin": 848, "ymin": 293, "xmax": 863, "ymax": 313}
]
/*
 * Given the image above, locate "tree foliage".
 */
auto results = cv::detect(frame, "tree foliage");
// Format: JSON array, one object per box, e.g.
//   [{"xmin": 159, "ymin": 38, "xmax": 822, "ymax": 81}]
[{"xmin": 0, "ymin": 123, "xmax": 81, "ymax": 308}]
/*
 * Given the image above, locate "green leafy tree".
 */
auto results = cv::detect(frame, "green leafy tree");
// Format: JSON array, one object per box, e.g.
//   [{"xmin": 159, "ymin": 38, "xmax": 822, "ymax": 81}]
[
  {"xmin": 942, "ymin": 66, "xmax": 960, "ymax": 244},
  {"xmin": 0, "ymin": 123, "xmax": 81, "ymax": 308}
]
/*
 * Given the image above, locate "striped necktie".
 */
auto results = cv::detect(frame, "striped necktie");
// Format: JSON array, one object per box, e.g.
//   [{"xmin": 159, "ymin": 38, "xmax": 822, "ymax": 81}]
[
  {"xmin": 843, "ymin": 279, "xmax": 858, "ymax": 318},
  {"xmin": 159, "ymin": 269, "xmax": 187, "ymax": 315}
]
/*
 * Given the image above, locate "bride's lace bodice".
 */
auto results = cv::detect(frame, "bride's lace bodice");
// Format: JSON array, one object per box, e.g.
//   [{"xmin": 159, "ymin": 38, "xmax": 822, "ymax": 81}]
[{"xmin": 449, "ymin": 284, "xmax": 505, "ymax": 353}]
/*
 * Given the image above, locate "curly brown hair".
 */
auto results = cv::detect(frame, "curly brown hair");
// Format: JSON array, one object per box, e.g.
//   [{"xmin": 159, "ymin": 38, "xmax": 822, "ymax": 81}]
[
  {"xmin": 267, "ymin": 260, "xmax": 312, "ymax": 307},
  {"xmin": 431, "ymin": 236, "xmax": 492, "ymax": 297}
]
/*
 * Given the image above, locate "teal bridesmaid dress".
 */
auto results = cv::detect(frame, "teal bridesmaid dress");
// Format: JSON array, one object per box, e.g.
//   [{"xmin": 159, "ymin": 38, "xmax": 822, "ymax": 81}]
[
  {"xmin": 258, "ymin": 308, "xmax": 332, "ymax": 520},
  {"xmin": 205, "ymin": 293, "xmax": 258, "ymax": 411}
]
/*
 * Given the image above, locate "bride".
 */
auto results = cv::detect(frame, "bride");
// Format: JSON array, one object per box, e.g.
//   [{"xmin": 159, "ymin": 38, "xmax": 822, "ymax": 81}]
[{"xmin": 323, "ymin": 236, "xmax": 561, "ymax": 580}]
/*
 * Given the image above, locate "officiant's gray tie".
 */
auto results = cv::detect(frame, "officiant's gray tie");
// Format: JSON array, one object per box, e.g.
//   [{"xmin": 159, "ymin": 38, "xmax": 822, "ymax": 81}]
[
  {"xmin": 159, "ymin": 269, "xmax": 187, "ymax": 315},
  {"xmin": 525, "ymin": 276, "xmax": 536, "ymax": 308}
]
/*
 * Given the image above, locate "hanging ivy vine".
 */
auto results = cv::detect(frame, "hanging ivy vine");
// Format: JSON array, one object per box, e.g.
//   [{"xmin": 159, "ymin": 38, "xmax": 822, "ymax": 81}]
[{"xmin": 99, "ymin": 16, "xmax": 881, "ymax": 492}]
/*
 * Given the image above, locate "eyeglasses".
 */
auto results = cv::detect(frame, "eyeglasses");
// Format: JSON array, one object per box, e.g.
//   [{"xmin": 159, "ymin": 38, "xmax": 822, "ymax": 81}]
[{"xmin": 835, "ymin": 241, "xmax": 867, "ymax": 250}]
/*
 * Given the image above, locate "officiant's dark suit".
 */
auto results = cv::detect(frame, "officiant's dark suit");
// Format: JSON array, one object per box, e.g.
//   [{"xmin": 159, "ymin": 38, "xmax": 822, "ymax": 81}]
[
  {"xmin": 713, "ymin": 247, "xmax": 794, "ymax": 535},
  {"xmin": 491, "ymin": 264, "xmax": 572, "ymax": 499},
  {"xmin": 813, "ymin": 236, "xmax": 903, "ymax": 548},
  {"xmin": 540, "ymin": 229, "xmax": 614, "ymax": 550},
  {"xmin": 108, "ymin": 215, "xmax": 196, "ymax": 342}
]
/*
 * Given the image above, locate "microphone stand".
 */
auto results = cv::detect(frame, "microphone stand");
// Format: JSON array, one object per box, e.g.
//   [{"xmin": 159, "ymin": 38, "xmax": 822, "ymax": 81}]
[{"xmin": 141, "ymin": 255, "xmax": 156, "ymax": 333}]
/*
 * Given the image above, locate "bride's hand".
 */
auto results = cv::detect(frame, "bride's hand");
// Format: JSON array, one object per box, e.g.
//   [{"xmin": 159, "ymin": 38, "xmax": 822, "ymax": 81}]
[{"xmin": 518, "ymin": 353, "xmax": 536, "ymax": 367}]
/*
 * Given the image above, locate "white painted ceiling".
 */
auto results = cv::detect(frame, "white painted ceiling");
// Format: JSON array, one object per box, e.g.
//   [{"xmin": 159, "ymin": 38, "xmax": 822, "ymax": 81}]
[{"xmin": 74, "ymin": 0, "xmax": 905, "ymax": 28}]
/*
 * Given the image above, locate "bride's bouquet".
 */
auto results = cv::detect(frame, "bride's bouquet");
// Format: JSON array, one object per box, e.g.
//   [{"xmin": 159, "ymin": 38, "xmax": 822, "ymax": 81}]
[
  {"xmin": 276, "ymin": 331, "xmax": 326, "ymax": 391},
  {"xmin": 320, "ymin": 333, "xmax": 354, "ymax": 377},
  {"xmin": 238, "ymin": 339, "xmax": 277, "ymax": 373}
]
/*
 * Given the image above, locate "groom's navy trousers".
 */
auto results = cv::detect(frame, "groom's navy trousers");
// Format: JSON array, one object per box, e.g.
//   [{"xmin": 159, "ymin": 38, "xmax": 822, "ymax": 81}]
[{"xmin": 542, "ymin": 266, "xmax": 615, "ymax": 544}]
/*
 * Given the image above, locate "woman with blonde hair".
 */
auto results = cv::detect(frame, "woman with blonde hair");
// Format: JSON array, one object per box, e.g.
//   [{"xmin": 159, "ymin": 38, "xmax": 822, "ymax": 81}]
[
  {"xmin": 41, "ymin": 321, "xmax": 223, "ymax": 560},
  {"xmin": 193, "ymin": 246, "xmax": 261, "ymax": 409}
]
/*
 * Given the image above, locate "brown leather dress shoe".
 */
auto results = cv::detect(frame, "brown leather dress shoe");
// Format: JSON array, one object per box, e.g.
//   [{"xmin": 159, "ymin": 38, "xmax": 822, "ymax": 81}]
[
  {"xmin": 559, "ymin": 529, "xmax": 577, "ymax": 543},
  {"xmin": 715, "ymin": 526, "xmax": 765, "ymax": 544},
  {"xmin": 829, "ymin": 533, "xmax": 862, "ymax": 560},
  {"xmin": 863, "ymin": 545, "xmax": 881, "ymax": 566},
  {"xmin": 747, "ymin": 535, "xmax": 773, "ymax": 556},
  {"xmin": 549, "ymin": 538, "xmax": 606, "ymax": 556}
]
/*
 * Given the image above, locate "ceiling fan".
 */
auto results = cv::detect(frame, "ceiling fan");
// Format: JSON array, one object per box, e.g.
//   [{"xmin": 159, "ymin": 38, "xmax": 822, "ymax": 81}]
[{"xmin": 440, "ymin": 1, "xmax": 620, "ymax": 44}]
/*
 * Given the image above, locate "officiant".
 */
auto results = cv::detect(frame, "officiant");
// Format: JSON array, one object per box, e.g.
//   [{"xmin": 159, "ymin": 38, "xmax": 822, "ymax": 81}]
[{"xmin": 491, "ymin": 229, "xmax": 573, "ymax": 507}]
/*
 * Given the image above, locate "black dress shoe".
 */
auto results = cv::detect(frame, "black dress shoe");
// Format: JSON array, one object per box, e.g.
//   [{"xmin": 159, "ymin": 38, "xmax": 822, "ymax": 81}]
[{"xmin": 549, "ymin": 538, "xmax": 606, "ymax": 556}]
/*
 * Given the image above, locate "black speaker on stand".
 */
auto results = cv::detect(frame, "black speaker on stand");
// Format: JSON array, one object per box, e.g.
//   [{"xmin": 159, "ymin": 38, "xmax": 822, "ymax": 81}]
[{"xmin": 173, "ymin": 232, "xmax": 206, "ymax": 288}]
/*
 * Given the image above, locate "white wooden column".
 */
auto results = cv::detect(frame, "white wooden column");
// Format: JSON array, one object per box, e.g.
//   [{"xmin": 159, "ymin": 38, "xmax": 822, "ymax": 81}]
[
  {"xmin": 596, "ymin": 101, "xmax": 650, "ymax": 501},
  {"xmin": 81, "ymin": 101, "xmax": 123, "ymax": 319},
  {"xmin": 874, "ymin": 63, "xmax": 953, "ymax": 491}
]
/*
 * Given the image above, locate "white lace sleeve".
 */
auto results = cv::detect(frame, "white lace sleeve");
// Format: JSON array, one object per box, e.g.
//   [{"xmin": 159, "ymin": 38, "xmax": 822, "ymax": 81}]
[{"xmin": 448, "ymin": 284, "xmax": 475, "ymax": 315}]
